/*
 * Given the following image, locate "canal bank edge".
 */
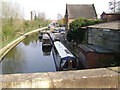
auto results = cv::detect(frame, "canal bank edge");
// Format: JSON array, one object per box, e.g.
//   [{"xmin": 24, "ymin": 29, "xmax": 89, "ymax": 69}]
[
  {"xmin": 0, "ymin": 67, "xmax": 119, "ymax": 88},
  {"xmin": 0, "ymin": 27, "xmax": 47, "ymax": 61}
]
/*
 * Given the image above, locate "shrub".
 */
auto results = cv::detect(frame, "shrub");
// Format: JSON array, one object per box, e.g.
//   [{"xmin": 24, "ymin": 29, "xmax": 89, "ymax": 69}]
[
  {"xmin": 57, "ymin": 18, "xmax": 65, "ymax": 27},
  {"xmin": 67, "ymin": 18, "xmax": 103, "ymax": 44},
  {"xmin": 69, "ymin": 17, "xmax": 103, "ymax": 31}
]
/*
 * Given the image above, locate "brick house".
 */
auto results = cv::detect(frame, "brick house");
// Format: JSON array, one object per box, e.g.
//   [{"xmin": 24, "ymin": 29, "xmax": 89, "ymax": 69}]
[
  {"xmin": 64, "ymin": 4, "xmax": 97, "ymax": 30},
  {"xmin": 101, "ymin": 12, "xmax": 120, "ymax": 22}
]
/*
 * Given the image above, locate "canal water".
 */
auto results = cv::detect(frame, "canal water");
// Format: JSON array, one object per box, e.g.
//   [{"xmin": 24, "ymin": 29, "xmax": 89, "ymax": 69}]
[
  {"xmin": 0, "ymin": 32, "xmax": 56, "ymax": 74},
  {"xmin": 1, "ymin": 31, "xmax": 119, "ymax": 75}
]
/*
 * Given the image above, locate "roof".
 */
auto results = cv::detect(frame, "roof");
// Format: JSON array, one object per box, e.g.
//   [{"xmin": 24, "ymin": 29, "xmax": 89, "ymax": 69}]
[
  {"xmin": 101, "ymin": 12, "xmax": 120, "ymax": 15},
  {"xmin": 88, "ymin": 20, "xmax": 120, "ymax": 30},
  {"xmin": 42, "ymin": 34, "xmax": 50, "ymax": 39},
  {"xmin": 54, "ymin": 41, "xmax": 74, "ymax": 59},
  {"xmin": 78, "ymin": 44, "xmax": 114, "ymax": 54},
  {"xmin": 66, "ymin": 4, "xmax": 97, "ymax": 19}
]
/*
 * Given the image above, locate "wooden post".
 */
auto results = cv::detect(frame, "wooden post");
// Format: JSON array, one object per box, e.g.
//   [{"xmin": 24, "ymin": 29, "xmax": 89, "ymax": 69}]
[{"xmin": 68, "ymin": 59, "xmax": 73, "ymax": 69}]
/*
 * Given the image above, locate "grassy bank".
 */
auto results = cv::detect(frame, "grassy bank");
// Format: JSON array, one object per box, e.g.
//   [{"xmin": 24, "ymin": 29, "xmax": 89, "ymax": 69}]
[{"xmin": 1, "ymin": 18, "xmax": 50, "ymax": 49}]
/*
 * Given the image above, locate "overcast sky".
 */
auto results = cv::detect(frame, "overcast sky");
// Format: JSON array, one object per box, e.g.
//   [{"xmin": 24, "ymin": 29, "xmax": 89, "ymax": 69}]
[{"xmin": 9, "ymin": 0, "xmax": 119, "ymax": 20}]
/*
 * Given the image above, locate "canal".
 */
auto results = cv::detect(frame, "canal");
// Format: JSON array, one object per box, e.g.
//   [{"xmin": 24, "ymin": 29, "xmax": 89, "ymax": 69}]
[
  {"xmin": 0, "ymin": 32, "xmax": 56, "ymax": 74},
  {"xmin": 0, "ymin": 31, "xmax": 119, "ymax": 75}
]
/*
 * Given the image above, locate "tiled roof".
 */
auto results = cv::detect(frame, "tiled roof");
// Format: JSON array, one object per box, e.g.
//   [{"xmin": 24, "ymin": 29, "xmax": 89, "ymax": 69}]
[
  {"xmin": 88, "ymin": 20, "xmax": 120, "ymax": 30},
  {"xmin": 66, "ymin": 4, "xmax": 97, "ymax": 19}
]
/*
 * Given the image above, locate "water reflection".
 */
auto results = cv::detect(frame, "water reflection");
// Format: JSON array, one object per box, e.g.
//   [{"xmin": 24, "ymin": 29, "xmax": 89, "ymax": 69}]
[
  {"xmin": 22, "ymin": 33, "xmax": 38, "ymax": 46},
  {"xmin": 42, "ymin": 46, "xmax": 52, "ymax": 56},
  {"xmin": 0, "ymin": 32, "xmax": 56, "ymax": 74},
  {"xmin": 1, "ymin": 43, "xmax": 26, "ymax": 74}
]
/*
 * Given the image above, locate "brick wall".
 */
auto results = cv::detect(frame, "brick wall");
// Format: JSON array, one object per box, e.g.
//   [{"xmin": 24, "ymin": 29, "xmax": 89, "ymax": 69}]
[
  {"xmin": 88, "ymin": 28, "xmax": 120, "ymax": 52},
  {"xmin": 107, "ymin": 14, "xmax": 120, "ymax": 22},
  {"xmin": 101, "ymin": 13, "xmax": 120, "ymax": 22}
]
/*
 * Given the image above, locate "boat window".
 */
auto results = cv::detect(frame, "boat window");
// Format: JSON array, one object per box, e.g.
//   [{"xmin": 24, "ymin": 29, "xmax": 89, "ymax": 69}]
[
  {"xmin": 64, "ymin": 49, "xmax": 71, "ymax": 54},
  {"xmin": 43, "ymin": 39, "xmax": 50, "ymax": 43}
]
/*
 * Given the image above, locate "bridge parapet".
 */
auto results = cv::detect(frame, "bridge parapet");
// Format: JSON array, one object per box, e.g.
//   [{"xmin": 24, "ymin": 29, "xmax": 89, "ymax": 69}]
[{"xmin": 0, "ymin": 67, "xmax": 119, "ymax": 88}]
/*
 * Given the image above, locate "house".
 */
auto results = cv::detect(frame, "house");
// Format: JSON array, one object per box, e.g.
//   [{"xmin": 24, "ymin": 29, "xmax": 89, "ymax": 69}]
[
  {"xmin": 87, "ymin": 20, "xmax": 120, "ymax": 52},
  {"xmin": 65, "ymin": 4, "xmax": 97, "ymax": 30},
  {"xmin": 101, "ymin": 12, "xmax": 120, "ymax": 22}
]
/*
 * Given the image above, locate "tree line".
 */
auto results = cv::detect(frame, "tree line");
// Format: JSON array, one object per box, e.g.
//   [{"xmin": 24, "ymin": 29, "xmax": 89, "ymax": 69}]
[{"xmin": 1, "ymin": 1, "xmax": 50, "ymax": 48}]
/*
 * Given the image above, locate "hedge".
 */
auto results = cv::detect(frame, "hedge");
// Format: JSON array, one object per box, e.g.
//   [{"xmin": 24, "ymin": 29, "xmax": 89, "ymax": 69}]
[{"xmin": 67, "ymin": 17, "xmax": 103, "ymax": 44}]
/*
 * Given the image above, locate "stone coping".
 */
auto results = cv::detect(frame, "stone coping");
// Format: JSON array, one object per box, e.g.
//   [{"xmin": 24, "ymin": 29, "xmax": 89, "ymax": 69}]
[
  {"xmin": 0, "ymin": 67, "xmax": 119, "ymax": 88},
  {"xmin": 0, "ymin": 27, "xmax": 47, "ymax": 61}
]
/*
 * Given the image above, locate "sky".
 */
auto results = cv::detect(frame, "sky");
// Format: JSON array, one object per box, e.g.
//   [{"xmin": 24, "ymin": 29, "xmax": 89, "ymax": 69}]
[{"xmin": 8, "ymin": 0, "xmax": 119, "ymax": 20}]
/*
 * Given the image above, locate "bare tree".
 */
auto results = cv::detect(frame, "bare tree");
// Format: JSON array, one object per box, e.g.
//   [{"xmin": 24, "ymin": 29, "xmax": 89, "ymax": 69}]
[
  {"xmin": 109, "ymin": 0, "xmax": 120, "ymax": 13},
  {"xmin": 57, "ymin": 13, "xmax": 63, "ymax": 20},
  {"xmin": 2, "ymin": 1, "xmax": 23, "ymax": 19}
]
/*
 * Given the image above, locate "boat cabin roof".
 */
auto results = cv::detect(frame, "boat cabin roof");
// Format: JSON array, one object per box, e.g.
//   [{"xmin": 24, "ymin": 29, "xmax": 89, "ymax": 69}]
[
  {"xmin": 42, "ymin": 34, "xmax": 50, "ymax": 39},
  {"xmin": 54, "ymin": 41, "xmax": 74, "ymax": 59},
  {"xmin": 50, "ymin": 33, "xmax": 55, "ymax": 39}
]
